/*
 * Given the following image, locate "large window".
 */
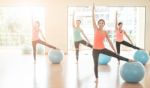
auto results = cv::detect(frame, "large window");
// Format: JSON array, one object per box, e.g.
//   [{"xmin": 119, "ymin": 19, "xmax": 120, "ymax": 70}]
[{"xmin": 68, "ymin": 6, "xmax": 145, "ymax": 51}]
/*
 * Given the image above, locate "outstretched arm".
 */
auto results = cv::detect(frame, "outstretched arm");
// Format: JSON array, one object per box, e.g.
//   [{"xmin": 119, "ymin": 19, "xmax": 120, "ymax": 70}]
[
  {"xmin": 115, "ymin": 12, "xmax": 118, "ymax": 31},
  {"xmin": 106, "ymin": 32, "xmax": 117, "ymax": 53},
  {"xmin": 39, "ymin": 29, "xmax": 46, "ymax": 41},
  {"xmin": 92, "ymin": 2, "xmax": 98, "ymax": 32},
  {"xmin": 124, "ymin": 31, "xmax": 133, "ymax": 44},
  {"xmin": 72, "ymin": 11, "xmax": 76, "ymax": 28},
  {"xmin": 32, "ymin": 16, "xmax": 34, "ymax": 29},
  {"xmin": 81, "ymin": 29, "xmax": 90, "ymax": 43}
]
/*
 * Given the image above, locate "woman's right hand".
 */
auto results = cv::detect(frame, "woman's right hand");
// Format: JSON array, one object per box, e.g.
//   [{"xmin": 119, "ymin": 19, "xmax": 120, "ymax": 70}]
[
  {"xmin": 93, "ymin": 2, "xmax": 95, "ymax": 10},
  {"xmin": 116, "ymin": 11, "xmax": 118, "ymax": 16}
]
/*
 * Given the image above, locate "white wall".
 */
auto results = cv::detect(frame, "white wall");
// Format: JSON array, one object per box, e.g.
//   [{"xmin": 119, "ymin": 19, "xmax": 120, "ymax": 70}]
[{"xmin": 0, "ymin": 0, "xmax": 150, "ymax": 54}]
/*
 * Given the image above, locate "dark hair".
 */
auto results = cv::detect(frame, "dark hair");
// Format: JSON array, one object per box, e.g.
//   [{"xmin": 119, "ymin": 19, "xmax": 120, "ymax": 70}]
[
  {"xmin": 98, "ymin": 19, "xmax": 105, "ymax": 25},
  {"xmin": 35, "ymin": 21, "xmax": 40, "ymax": 25},
  {"xmin": 118, "ymin": 22, "xmax": 123, "ymax": 26},
  {"xmin": 76, "ymin": 20, "xmax": 81, "ymax": 23}
]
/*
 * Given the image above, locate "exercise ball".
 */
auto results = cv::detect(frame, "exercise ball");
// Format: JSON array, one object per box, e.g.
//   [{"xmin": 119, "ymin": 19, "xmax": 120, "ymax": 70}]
[
  {"xmin": 48, "ymin": 49, "xmax": 63, "ymax": 64},
  {"xmin": 120, "ymin": 62, "xmax": 145, "ymax": 83},
  {"xmin": 22, "ymin": 44, "xmax": 32, "ymax": 54},
  {"xmin": 37, "ymin": 45, "xmax": 45, "ymax": 54},
  {"xmin": 98, "ymin": 54, "xmax": 111, "ymax": 65},
  {"xmin": 134, "ymin": 50, "xmax": 149, "ymax": 64}
]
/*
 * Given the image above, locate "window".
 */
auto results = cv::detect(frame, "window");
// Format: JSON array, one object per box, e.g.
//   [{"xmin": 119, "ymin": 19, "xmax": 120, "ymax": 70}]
[
  {"xmin": 0, "ymin": 7, "xmax": 45, "ymax": 48},
  {"xmin": 68, "ymin": 6, "xmax": 145, "ymax": 51}
]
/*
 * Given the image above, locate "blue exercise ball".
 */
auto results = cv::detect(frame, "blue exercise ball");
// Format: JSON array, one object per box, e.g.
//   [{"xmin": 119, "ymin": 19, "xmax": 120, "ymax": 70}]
[
  {"xmin": 48, "ymin": 49, "xmax": 63, "ymax": 64},
  {"xmin": 134, "ymin": 50, "xmax": 149, "ymax": 64},
  {"xmin": 37, "ymin": 45, "xmax": 45, "ymax": 54},
  {"xmin": 22, "ymin": 44, "xmax": 32, "ymax": 54},
  {"xmin": 98, "ymin": 54, "xmax": 111, "ymax": 65},
  {"xmin": 120, "ymin": 62, "xmax": 145, "ymax": 83}
]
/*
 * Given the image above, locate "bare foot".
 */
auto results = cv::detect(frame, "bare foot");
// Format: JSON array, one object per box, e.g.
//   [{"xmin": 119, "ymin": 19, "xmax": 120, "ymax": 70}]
[
  {"xmin": 140, "ymin": 48, "xmax": 144, "ymax": 50},
  {"xmin": 76, "ymin": 61, "xmax": 78, "ymax": 64},
  {"xmin": 128, "ymin": 59, "xmax": 135, "ymax": 62},
  {"xmin": 95, "ymin": 78, "xmax": 98, "ymax": 83},
  {"xmin": 53, "ymin": 47, "xmax": 60, "ymax": 50},
  {"xmin": 95, "ymin": 79, "xmax": 98, "ymax": 88}
]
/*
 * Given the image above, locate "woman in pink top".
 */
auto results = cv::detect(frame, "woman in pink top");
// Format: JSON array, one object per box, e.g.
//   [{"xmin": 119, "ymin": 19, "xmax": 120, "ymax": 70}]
[
  {"xmin": 92, "ymin": 3, "xmax": 133, "ymax": 82},
  {"xmin": 32, "ymin": 21, "xmax": 58, "ymax": 64},
  {"xmin": 115, "ymin": 12, "xmax": 141, "ymax": 63}
]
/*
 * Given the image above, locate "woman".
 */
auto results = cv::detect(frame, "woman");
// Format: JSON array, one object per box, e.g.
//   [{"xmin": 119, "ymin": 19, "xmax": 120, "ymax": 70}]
[
  {"xmin": 32, "ymin": 21, "xmax": 58, "ymax": 64},
  {"xmin": 115, "ymin": 12, "xmax": 142, "ymax": 63},
  {"xmin": 72, "ymin": 12, "xmax": 93, "ymax": 63},
  {"xmin": 92, "ymin": 4, "xmax": 133, "ymax": 82}
]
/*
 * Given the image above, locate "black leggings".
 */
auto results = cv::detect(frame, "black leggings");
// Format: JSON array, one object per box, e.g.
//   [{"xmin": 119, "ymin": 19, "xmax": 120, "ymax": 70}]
[
  {"xmin": 32, "ymin": 39, "xmax": 56, "ymax": 61},
  {"xmin": 92, "ymin": 48, "xmax": 129, "ymax": 78},
  {"xmin": 116, "ymin": 41, "xmax": 141, "ymax": 54},
  {"xmin": 74, "ymin": 40, "xmax": 93, "ymax": 61}
]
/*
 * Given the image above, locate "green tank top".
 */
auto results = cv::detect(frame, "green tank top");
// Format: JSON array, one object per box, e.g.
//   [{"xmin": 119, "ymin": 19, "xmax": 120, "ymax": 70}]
[{"xmin": 73, "ymin": 27, "xmax": 82, "ymax": 42}]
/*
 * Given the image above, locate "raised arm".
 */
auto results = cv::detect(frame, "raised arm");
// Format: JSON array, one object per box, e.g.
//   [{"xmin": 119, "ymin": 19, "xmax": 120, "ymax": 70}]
[
  {"xmin": 106, "ymin": 32, "xmax": 117, "ymax": 53},
  {"xmin": 72, "ymin": 11, "xmax": 76, "ymax": 28},
  {"xmin": 32, "ymin": 16, "xmax": 34, "ymax": 29},
  {"xmin": 124, "ymin": 31, "xmax": 133, "ymax": 44},
  {"xmin": 115, "ymin": 12, "xmax": 118, "ymax": 31},
  {"xmin": 92, "ymin": 3, "xmax": 98, "ymax": 32}
]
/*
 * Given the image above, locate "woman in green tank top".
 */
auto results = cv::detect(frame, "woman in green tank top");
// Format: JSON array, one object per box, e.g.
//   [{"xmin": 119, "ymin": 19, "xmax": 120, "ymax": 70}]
[{"xmin": 72, "ymin": 12, "xmax": 93, "ymax": 63}]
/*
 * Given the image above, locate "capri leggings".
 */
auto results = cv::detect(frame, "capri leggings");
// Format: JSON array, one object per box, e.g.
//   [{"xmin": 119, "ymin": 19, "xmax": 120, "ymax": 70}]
[
  {"xmin": 74, "ymin": 40, "xmax": 93, "ymax": 61},
  {"xmin": 92, "ymin": 48, "xmax": 129, "ymax": 78},
  {"xmin": 32, "ymin": 39, "xmax": 56, "ymax": 61},
  {"xmin": 116, "ymin": 41, "xmax": 140, "ymax": 54}
]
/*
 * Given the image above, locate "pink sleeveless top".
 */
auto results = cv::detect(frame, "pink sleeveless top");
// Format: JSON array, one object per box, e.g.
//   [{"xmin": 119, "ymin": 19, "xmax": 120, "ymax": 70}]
[
  {"xmin": 32, "ymin": 28, "xmax": 40, "ymax": 41},
  {"xmin": 116, "ymin": 29, "xmax": 124, "ymax": 42},
  {"xmin": 93, "ymin": 30, "xmax": 106, "ymax": 49}
]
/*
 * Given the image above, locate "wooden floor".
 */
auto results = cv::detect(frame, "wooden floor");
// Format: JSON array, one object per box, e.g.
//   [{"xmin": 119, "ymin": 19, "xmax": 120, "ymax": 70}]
[{"xmin": 0, "ymin": 50, "xmax": 150, "ymax": 88}]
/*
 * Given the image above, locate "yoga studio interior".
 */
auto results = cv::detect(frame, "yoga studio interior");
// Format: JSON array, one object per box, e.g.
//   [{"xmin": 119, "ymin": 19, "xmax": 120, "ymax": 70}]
[{"xmin": 0, "ymin": 0, "xmax": 150, "ymax": 88}]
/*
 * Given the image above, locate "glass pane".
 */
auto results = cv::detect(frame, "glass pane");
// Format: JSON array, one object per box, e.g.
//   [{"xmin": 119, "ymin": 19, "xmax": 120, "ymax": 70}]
[{"xmin": 68, "ymin": 6, "xmax": 145, "ymax": 51}]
